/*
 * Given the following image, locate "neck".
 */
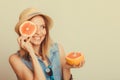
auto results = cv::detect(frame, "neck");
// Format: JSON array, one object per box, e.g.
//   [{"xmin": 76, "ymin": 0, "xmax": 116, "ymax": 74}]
[{"xmin": 32, "ymin": 45, "xmax": 41, "ymax": 56}]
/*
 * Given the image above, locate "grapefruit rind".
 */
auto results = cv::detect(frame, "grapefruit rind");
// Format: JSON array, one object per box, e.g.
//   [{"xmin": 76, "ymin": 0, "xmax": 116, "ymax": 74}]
[
  {"xmin": 19, "ymin": 21, "xmax": 37, "ymax": 37},
  {"xmin": 65, "ymin": 52, "xmax": 84, "ymax": 66}
]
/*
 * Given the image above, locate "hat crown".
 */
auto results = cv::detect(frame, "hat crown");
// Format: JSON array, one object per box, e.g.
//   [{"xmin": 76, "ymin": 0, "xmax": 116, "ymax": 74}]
[{"xmin": 19, "ymin": 8, "xmax": 40, "ymax": 21}]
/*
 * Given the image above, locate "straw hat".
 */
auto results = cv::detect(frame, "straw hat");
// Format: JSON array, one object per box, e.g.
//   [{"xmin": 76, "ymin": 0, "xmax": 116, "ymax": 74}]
[{"xmin": 15, "ymin": 8, "xmax": 53, "ymax": 35}]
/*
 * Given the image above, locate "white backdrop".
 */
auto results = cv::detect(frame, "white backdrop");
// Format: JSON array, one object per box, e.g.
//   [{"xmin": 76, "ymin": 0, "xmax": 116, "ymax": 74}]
[{"xmin": 0, "ymin": 0, "xmax": 120, "ymax": 80}]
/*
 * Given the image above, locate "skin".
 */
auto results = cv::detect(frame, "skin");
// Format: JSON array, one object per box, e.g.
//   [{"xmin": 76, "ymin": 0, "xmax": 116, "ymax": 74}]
[{"xmin": 9, "ymin": 16, "xmax": 85, "ymax": 80}]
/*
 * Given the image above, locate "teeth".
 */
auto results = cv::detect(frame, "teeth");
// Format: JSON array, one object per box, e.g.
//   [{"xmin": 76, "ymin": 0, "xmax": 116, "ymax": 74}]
[
  {"xmin": 35, "ymin": 37, "xmax": 40, "ymax": 40},
  {"xmin": 33, "ymin": 36, "xmax": 40, "ymax": 40}
]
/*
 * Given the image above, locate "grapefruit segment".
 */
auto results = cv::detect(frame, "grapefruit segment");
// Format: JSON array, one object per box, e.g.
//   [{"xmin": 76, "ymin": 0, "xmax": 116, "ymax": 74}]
[
  {"xmin": 65, "ymin": 52, "xmax": 84, "ymax": 66},
  {"xmin": 19, "ymin": 21, "xmax": 36, "ymax": 36}
]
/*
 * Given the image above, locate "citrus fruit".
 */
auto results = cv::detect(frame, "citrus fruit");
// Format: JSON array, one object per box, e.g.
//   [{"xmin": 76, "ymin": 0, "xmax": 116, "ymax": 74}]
[
  {"xmin": 19, "ymin": 21, "xmax": 36, "ymax": 36},
  {"xmin": 65, "ymin": 52, "xmax": 84, "ymax": 66}
]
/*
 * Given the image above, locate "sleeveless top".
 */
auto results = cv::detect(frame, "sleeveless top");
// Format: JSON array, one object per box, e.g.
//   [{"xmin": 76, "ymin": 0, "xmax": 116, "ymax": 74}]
[{"xmin": 19, "ymin": 43, "xmax": 62, "ymax": 80}]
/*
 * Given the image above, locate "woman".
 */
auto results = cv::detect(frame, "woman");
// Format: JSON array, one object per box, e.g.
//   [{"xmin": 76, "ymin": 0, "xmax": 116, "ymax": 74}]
[{"xmin": 9, "ymin": 8, "xmax": 85, "ymax": 80}]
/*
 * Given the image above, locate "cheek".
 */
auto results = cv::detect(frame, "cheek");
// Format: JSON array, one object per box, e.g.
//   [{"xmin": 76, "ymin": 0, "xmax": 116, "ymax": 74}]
[
  {"xmin": 30, "ymin": 38, "xmax": 34, "ymax": 43},
  {"xmin": 43, "ymin": 29, "xmax": 47, "ymax": 35}
]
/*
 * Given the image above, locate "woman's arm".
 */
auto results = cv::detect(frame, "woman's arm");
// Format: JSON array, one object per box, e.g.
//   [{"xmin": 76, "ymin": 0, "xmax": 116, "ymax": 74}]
[
  {"xmin": 9, "ymin": 54, "xmax": 33, "ymax": 80},
  {"xmin": 58, "ymin": 43, "xmax": 71, "ymax": 80},
  {"xmin": 9, "ymin": 52, "xmax": 46, "ymax": 80},
  {"xmin": 29, "ymin": 50, "xmax": 46, "ymax": 80},
  {"xmin": 9, "ymin": 36, "xmax": 46, "ymax": 80},
  {"xmin": 58, "ymin": 43, "xmax": 85, "ymax": 80}
]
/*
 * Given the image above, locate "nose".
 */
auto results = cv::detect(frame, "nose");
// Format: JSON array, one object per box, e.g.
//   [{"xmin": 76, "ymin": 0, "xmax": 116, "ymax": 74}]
[{"xmin": 35, "ymin": 26, "xmax": 41, "ymax": 34}]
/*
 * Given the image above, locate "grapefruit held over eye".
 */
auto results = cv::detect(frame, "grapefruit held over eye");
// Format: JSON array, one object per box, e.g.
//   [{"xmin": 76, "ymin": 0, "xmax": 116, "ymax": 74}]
[
  {"xmin": 19, "ymin": 21, "xmax": 37, "ymax": 36},
  {"xmin": 65, "ymin": 52, "xmax": 84, "ymax": 66}
]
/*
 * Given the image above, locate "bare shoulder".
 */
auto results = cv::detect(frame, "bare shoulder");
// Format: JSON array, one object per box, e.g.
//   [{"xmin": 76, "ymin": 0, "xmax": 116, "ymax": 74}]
[
  {"xmin": 8, "ymin": 53, "xmax": 24, "ymax": 70},
  {"xmin": 57, "ymin": 43, "xmax": 65, "ymax": 52},
  {"xmin": 8, "ymin": 53, "xmax": 32, "ymax": 80},
  {"xmin": 57, "ymin": 43, "xmax": 66, "ymax": 64},
  {"xmin": 9, "ymin": 53, "xmax": 20, "ymax": 64}
]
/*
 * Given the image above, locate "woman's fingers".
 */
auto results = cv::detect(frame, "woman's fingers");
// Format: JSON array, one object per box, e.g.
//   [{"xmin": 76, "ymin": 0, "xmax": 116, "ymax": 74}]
[
  {"xmin": 17, "ymin": 37, "xmax": 21, "ymax": 45},
  {"xmin": 26, "ymin": 36, "xmax": 32, "ymax": 43},
  {"xmin": 79, "ymin": 61, "xmax": 83, "ymax": 68},
  {"xmin": 65, "ymin": 59, "xmax": 85, "ymax": 69},
  {"xmin": 17, "ymin": 36, "xmax": 24, "ymax": 48},
  {"xmin": 17, "ymin": 36, "xmax": 31, "ymax": 49},
  {"xmin": 78, "ymin": 60, "xmax": 85, "ymax": 68}
]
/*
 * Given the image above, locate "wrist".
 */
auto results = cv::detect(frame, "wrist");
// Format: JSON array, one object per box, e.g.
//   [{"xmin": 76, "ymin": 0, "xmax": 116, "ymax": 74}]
[{"xmin": 63, "ymin": 68, "xmax": 71, "ymax": 80}]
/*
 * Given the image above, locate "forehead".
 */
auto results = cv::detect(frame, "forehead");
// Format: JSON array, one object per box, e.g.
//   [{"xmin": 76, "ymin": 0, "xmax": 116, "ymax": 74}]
[{"xmin": 30, "ymin": 16, "xmax": 45, "ymax": 25}]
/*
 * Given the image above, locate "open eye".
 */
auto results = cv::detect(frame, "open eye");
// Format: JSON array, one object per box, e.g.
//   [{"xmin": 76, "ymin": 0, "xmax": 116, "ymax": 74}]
[{"xmin": 40, "ymin": 25, "xmax": 45, "ymax": 29}]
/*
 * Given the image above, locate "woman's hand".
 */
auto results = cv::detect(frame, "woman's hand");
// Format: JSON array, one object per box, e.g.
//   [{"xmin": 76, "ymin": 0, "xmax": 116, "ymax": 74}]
[
  {"xmin": 65, "ymin": 58, "xmax": 85, "ymax": 69},
  {"xmin": 63, "ymin": 58, "xmax": 85, "ymax": 80},
  {"xmin": 17, "ymin": 36, "xmax": 34, "ymax": 54}
]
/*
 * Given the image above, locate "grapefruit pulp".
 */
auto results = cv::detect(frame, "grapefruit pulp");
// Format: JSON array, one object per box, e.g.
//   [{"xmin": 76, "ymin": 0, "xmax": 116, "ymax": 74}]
[
  {"xmin": 19, "ymin": 21, "xmax": 36, "ymax": 36},
  {"xmin": 65, "ymin": 52, "xmax": 84, "ymax": 66}
]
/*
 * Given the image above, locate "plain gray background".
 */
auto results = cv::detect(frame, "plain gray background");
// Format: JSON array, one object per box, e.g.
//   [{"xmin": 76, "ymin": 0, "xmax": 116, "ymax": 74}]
[{"xmin": 0, "ymin": 0, "xmax": 120, "ymax": 80}]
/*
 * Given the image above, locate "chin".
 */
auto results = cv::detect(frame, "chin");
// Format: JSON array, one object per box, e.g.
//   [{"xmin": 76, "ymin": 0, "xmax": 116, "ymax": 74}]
[{"xmin": 31, "ymin": 41, "xmax": 42, "ymax": 46}]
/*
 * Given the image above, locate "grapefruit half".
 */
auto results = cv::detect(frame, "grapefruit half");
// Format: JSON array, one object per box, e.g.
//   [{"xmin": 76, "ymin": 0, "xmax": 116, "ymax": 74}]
[
  {"xmin": 65, "ymin": 52, "xmax": 84, "ymax": 66},
  {"xmin": 19, "ymin": 21, "xmax": 37, "ymax": 36}
]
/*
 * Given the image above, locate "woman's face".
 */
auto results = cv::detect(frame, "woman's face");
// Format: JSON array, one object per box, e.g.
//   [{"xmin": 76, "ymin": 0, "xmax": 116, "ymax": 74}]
[{"xmin": 30, "ymin": 16, "xmax": 46, "ymax": 46}]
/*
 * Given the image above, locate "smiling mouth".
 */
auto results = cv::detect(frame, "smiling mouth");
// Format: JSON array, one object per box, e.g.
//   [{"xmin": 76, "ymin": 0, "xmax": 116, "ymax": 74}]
[
  {"xmin": 32, "ymin": 36, "xmax": 40, "ymax": 39},
  {"xmin": 34, "ymin": 37, "xmax": 41, "ymax": 40}
]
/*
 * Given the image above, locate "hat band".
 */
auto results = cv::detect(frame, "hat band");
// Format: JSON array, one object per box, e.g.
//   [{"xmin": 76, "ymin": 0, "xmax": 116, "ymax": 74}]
[{"xmin": 28, "ymin": 12, "xmax": 41, "ymax": 18}]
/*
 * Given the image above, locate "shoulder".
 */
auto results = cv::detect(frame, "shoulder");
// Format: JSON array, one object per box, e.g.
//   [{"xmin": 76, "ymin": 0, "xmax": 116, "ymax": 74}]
[
  {"xmin": 57, "ymin": 43, "xmax": 66, "ymax": 64},
  {"xmin": 9, "ymin": 53, "xmax": 28, "ymax": 78},
  {"xmin": 9, "ymin": 53, "xmax": 19, "ymax": 62},
  {"xmin": 57, "ymin": 43, "xmax": 65, "ymax": 52},
  {"xmin": 9, "ymin": 53, "xmax": 33, "ymax": 80},
  {"xmin": 9, "ymin": 53, "xmax": 21, "ymax": 66}
]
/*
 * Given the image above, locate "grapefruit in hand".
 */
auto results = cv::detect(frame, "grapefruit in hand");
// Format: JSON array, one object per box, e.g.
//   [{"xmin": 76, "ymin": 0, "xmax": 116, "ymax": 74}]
[
  {"xmin": 65, "ymin": 52, "xmax": 84, "ymax": 66},
  {"xmin": 19, "ymin": 21, "xmax": 37, "ymax": 37}
]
